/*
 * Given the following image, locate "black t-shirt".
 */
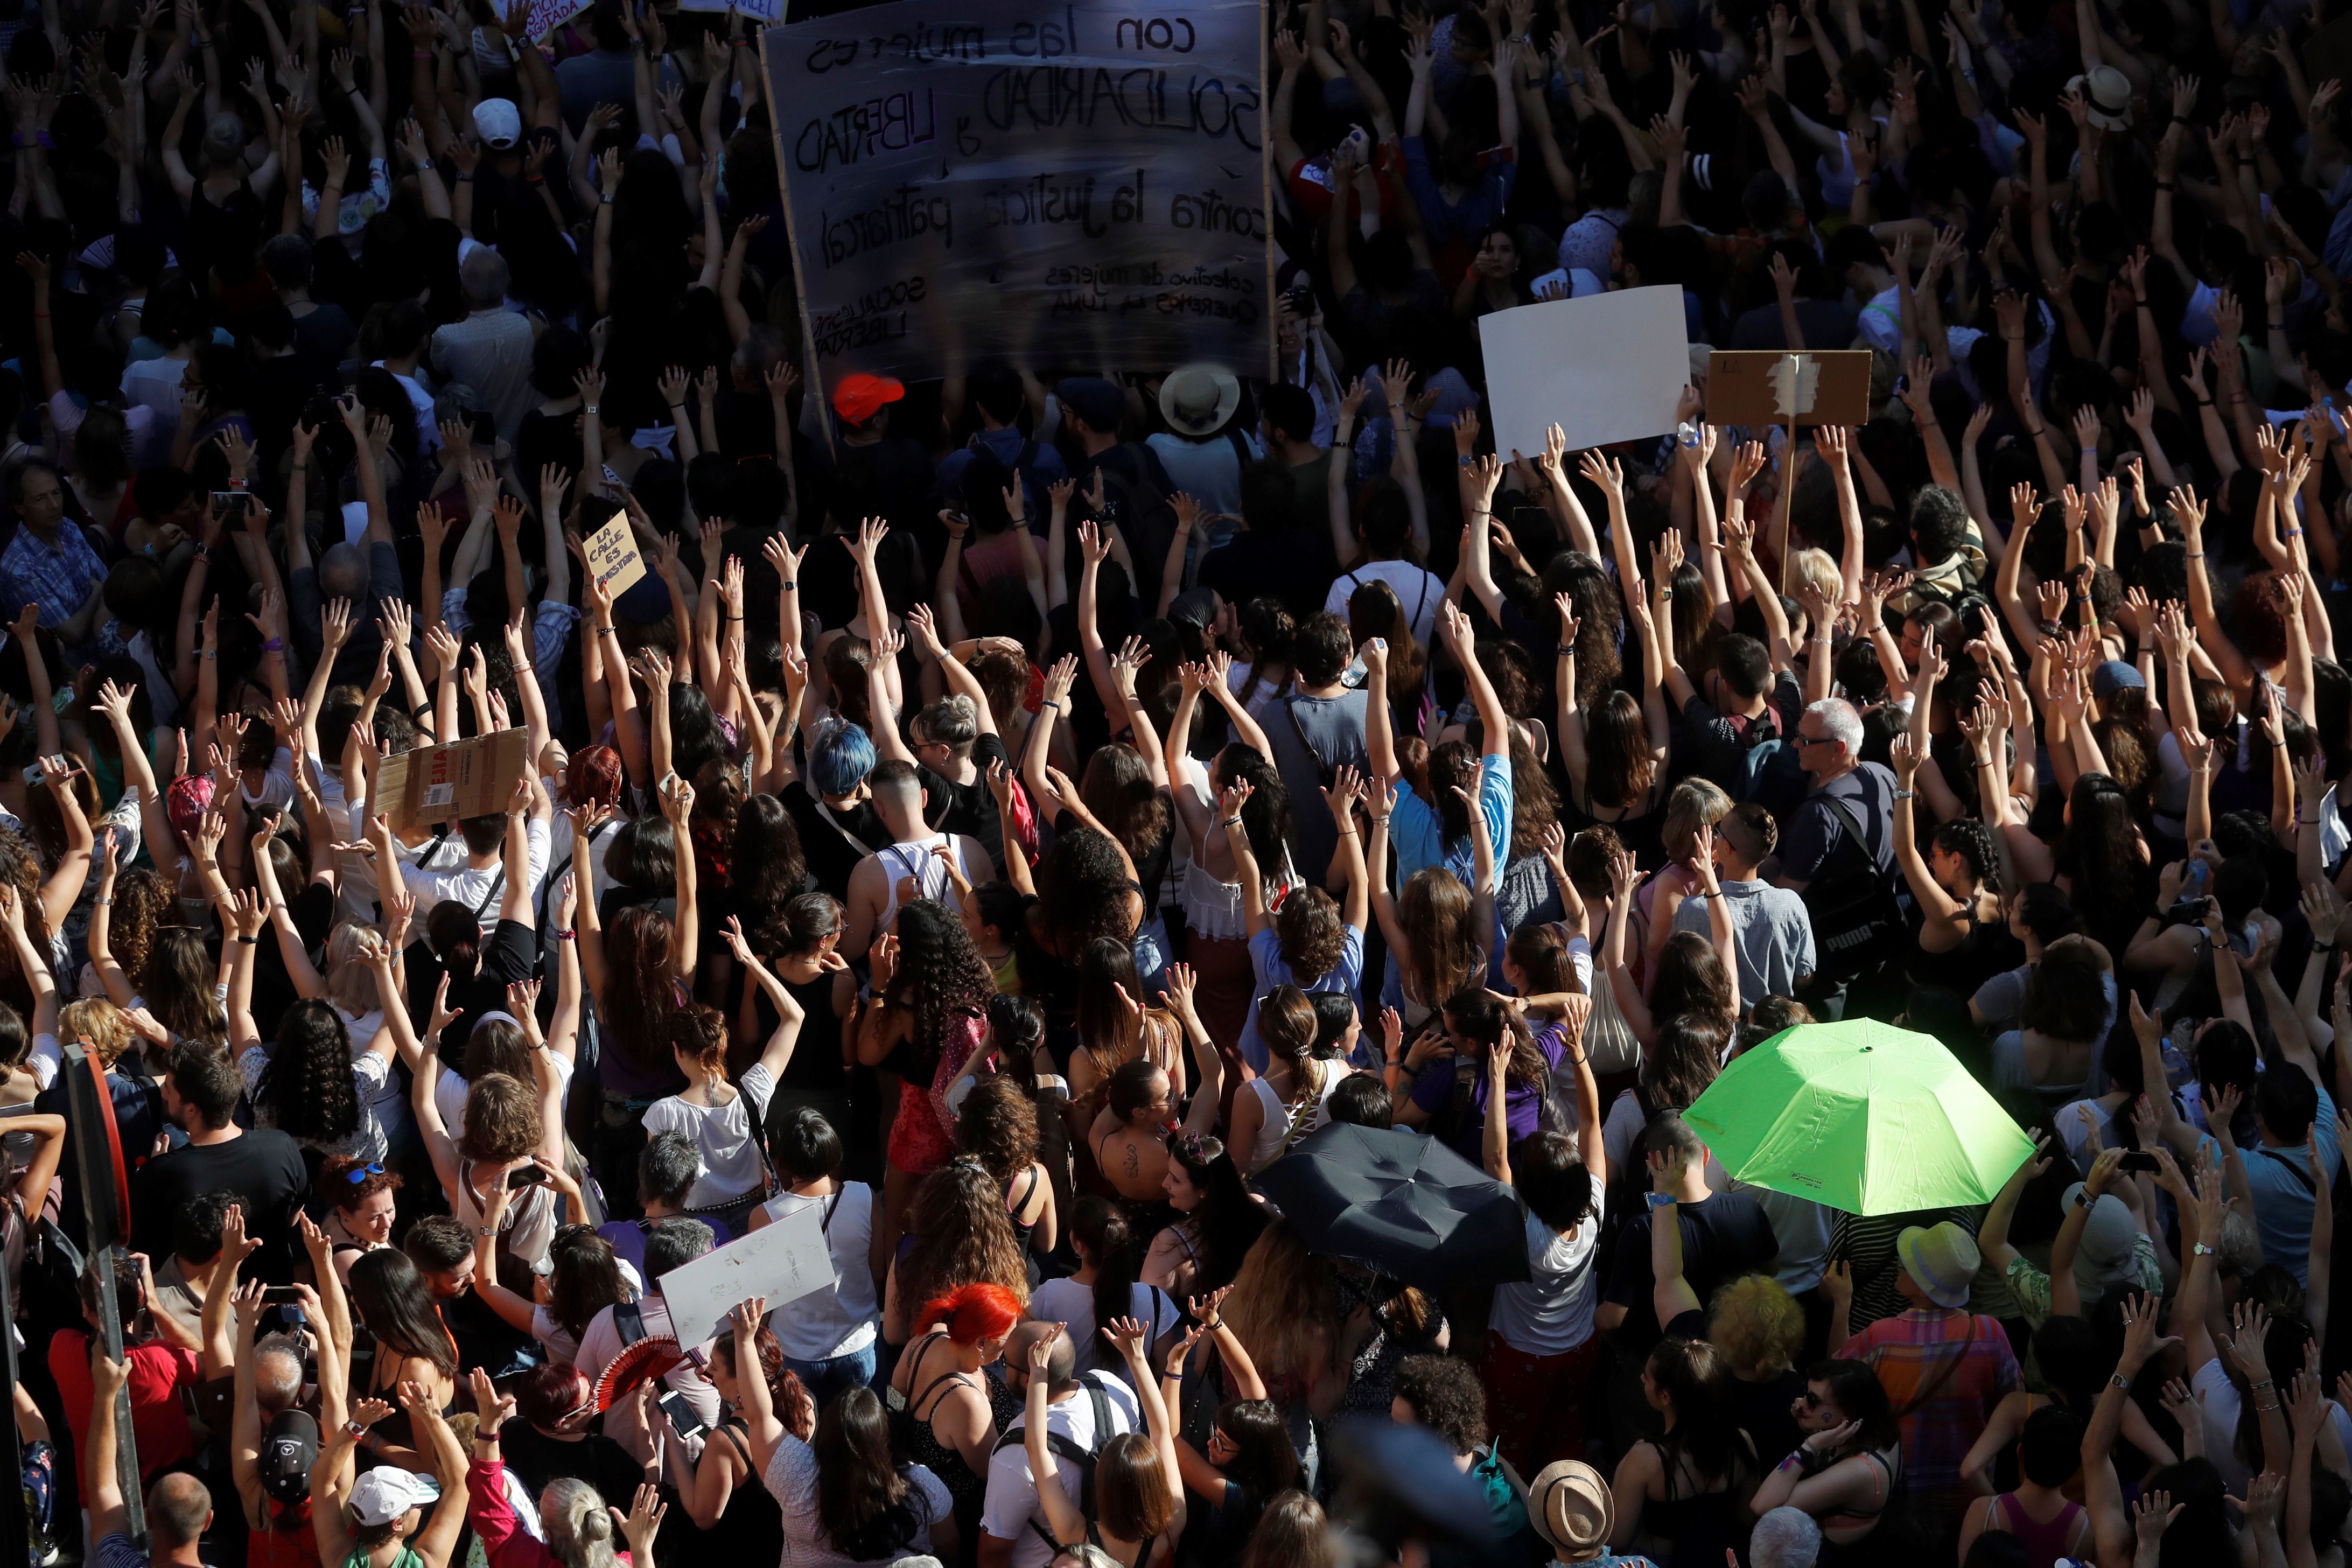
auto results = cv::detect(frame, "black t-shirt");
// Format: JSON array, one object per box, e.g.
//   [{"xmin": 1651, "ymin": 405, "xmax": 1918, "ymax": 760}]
[
  {"xmin": 498, "ymin": 1424, "xmax": 645, "ymax": 1506},
  {"xmin": 1200, "ymin": 529, "xmax": 1339, "ymax": 623},
  {"xmin": 38, "ymin": 1067, "xmax": 165, "ymax": 1247},
  {"xmin": 441, "ymin": 1283, "xmax": 538, "ymax": 1382},
  {"xmin": 784, "ymin": 782, "xmax": 891, "ymax": 898},
  {"xmin": 130, "ymin": 1128, "xmax": 310, "ymax": 1283},
  {"xmin": 1603, "ymin": 1191, "xmax": 1779, "ymax": 1352},
  {"xmin": 516, "ymin": 408, "xmax": 582, "ymax": 496},
  {"xmin": 404, "ymin": 919, "xmax": 541, "ymax": 1054},
  {"xmin": 769, "ymin": 968, "xmax": 845, "ymax": 1093},
  {"xmin": 918, "ymin": 732, "xmax": 1010, "ymax": 859}
]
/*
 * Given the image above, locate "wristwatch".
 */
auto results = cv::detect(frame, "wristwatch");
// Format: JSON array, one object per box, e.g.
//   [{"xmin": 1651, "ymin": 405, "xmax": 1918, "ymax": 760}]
[{"xmin": 346, "ymin": 1420, "xmax": 367, "ymax": 1439}]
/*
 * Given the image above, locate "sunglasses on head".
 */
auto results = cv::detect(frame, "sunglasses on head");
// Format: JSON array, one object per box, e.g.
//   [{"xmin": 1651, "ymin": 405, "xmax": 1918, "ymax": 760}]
[{"xmin": 344, "ymin": 1162, "xmax": 385, "ymax": 1184}]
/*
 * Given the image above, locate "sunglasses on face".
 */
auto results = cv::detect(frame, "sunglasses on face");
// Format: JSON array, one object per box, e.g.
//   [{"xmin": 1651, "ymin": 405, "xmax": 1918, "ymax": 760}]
[{"xmin": 1801, "ymin": 1390, "xmax": 1826, "ymax": 1409}]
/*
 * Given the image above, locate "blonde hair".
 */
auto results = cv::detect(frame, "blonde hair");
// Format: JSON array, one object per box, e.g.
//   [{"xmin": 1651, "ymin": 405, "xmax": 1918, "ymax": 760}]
[
  {"xmin": 325, "ymin": 922, "xmax": 387, "ymax": 1018},
  {"xmin": 1794, "ymin": 548, "xmax": 1841, "ymax": 615},
  {"xmin": 59, "ymin": 998, "xmax": 133, "ymax": 1067},
  {"xmin": 1660, "ymin": 778, "xmax": 1732, "ymax": 865},
  {"xmin": 540, "ymin": 1479, "xmax": 619, "ymax": 1568},
  {"xmin": 1709, "ymin": 1273, "xmax": 1805, "ymax": 1377},
  {"xmin": 1221, "ymin": 1220, "xmax": 1338, "ymax": 1404}
]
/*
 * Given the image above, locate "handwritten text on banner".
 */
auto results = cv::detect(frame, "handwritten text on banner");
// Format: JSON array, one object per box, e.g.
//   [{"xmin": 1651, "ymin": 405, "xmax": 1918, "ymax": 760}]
[{"xmin": 760, "ymin": 0, "xmax": 1268, "ymax": 387}]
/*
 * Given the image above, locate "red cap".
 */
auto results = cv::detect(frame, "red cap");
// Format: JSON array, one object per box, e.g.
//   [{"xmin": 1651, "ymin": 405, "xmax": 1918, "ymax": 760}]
[{"xmin": 832, "ymin": 373, "xmax": 905, "ymax": 426}]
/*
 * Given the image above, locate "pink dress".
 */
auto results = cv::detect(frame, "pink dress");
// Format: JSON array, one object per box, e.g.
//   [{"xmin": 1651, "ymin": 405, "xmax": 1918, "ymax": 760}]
[{"xmin": 888, "ymin": 1010, "xmax": 985, "ymax": 1174}]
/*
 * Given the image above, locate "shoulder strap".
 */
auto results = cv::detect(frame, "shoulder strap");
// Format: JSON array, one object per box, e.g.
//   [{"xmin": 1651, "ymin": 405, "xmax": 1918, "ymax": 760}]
[
  {"xmin": 1895, "ymin": 1316, "xmax": 1977, "ymax": 1417},
  {"xmin": 613, "ymin": 1298, "xmax": 646, "ymax": 1347},
  {"xmin": 1283, "ymin": 698, "xmax": 1330, "ymax": 778},
  {"xmin": 2258, "ymin": 1146, "xmax": 2319, "ymax": 1194},
  {"xmin": 1819, "ymin": 792, "xmax": 1877, "ymax": 872}
]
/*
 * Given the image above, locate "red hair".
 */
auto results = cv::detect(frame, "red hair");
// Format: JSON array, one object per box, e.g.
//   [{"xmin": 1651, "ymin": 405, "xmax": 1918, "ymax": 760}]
[{"xmin": 919, "ymin": 1282, "xmax": 1023, "ymax": 1344}]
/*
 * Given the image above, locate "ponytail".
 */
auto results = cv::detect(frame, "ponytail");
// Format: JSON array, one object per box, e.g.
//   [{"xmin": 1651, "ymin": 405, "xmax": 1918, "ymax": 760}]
[{"xmin": 1072, "ymin": 1195, "xmax": 1140, "ymax": 1346}]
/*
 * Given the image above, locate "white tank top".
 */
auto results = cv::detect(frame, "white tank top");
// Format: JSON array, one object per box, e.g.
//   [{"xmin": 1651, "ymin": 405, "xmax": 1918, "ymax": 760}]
[
  {"xmin": 1244, "ymin": 1060, "xmax": 1344, "ymax": 1170},
  {"xmin": 874, "ymin": 832, "xmax": 965, "ymax": 934}
]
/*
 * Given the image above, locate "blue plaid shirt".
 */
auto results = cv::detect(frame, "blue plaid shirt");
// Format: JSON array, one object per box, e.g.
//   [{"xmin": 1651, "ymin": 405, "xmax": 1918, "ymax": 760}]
[{"xmin": 0, "ymin": 522, "xmax": 104, "ymax": 633}]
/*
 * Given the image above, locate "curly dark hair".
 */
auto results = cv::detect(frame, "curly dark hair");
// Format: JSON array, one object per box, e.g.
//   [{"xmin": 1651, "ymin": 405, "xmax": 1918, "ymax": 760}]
[
  {"xmin": 1211, "ymin": 744, "xmax": 1290, "ymax": 872},
  {"xmin": 897, "ymin": 1158, "xmax": 1030, "ymax": 1316},
  {"xmin": 107, "ymin": 867, "xmax": 173, "ymax": 995},
  {"xmin": 1273, "ymin": 886, "xmax": 1347, "ymax": 986},
  {"xmin": 885, "ymin": 900, "xmax": 996, "ymax": 1088},
  {"xmin": 1038, "ymin": 823, "xmax": 1142, "ymax": 956},
  {"xmin": 955, "ymin": 1073, "xmax": 1039, "ymax": 1186},
  {"xmin": 1931, "ymin": 816, "xmax": 2004, "ymax": 894},
  {"xmin": 1395, "ymin": 1353, "xmax": 1490, "ymax": 1456},
  {"xmin": 1080, "ymin": 744, "xmax": 1172, "ymax": 867},
  {"xmin": 257, "ymin": 1000, "xmax": 361, "ymax": 1147}
]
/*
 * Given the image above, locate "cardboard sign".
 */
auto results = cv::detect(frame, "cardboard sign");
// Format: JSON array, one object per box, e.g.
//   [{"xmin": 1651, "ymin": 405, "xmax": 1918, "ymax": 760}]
[
  {"xmin": 375, "ymin": 728, "xmax": 531, "ymax": 837},
  {"xmin": 657, "ymin": 1202, "xmax": 831, "ymax": 1350},
  {"xmin": 1476, "ymin": 286, "xmax": 1692, "ymax": 461},
  {"xmin": 584, "ymin": 514, "xmax": 647, "ymax": 600},
  {"xmin": 1704, "ymin": 349, "xmax": 1875, "ymax": 429},
  {"xmin": 760, "ymin": 0, "xmax": 1272, "ymax": 385}
]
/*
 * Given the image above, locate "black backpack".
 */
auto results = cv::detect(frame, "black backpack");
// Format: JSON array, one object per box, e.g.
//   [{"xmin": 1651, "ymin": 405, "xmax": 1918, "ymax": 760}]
[
  {"xmin": 1804, "ymin": 794, "xmax": 1906, "ymax": 985},
  {"xmin": 990, "ymin": 1375, "xmax": 1118, "ymax": 1549}
]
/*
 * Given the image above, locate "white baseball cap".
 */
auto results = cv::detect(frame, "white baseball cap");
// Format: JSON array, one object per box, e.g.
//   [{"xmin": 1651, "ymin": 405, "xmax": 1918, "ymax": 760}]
[
  {"xmin": 348, "ymin": 1466, "xmax": 442, "ymax": 1527},
  {"xmin": 473, "ymin": 98, "xmax": 521, "ymax": 150}
]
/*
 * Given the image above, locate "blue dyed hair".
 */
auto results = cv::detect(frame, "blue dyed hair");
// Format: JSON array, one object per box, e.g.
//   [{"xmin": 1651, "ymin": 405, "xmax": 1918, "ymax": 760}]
[{"xmin": 810, "ymin": 721, "xmax": 876, "ymax": 797}]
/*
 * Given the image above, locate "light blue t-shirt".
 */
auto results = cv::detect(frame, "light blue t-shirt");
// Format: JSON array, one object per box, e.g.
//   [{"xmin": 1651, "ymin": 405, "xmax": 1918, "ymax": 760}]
[
  {"xmin": 2244, "ymin": 1082, "xmax": 2343, "ymax": 1286},
  {"xmin": 1238, "ymin": 923, "xmax": 1365, "ymax": 1074},
  {"xmin": 1390, "ymin": 751, "xmax": 1514, "ymax": 889}
]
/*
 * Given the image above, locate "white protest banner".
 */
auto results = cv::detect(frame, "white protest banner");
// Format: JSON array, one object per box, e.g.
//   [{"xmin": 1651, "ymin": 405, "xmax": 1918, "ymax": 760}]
[
  {"xmin": 496, "ymin": 0, "xmax": 590, "ymax": 42},
  {"xmin": 657, "ymin": 1203, "xmax": 830, "ymax": 1350},
  {"xmin": 1476, "ymin": 286, "xmax": 1691, "ymax": 462},
  {"xmin": 760, "ymin": 0, "xmax": 1270, "ymax": 393},
  {"xmin": 583, "ymin": 514, "xmax": 646, "ymax": 599},
  {"xmin": 683, "ymin": 0, "xmax": 781, "ymax": 20}
]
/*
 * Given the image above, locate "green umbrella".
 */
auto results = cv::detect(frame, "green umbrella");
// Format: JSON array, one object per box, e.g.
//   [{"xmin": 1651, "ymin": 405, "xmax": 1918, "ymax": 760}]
[{"xmin": 1683, "ymin": 1018, "xmax": 2037, "ymax": 1215}]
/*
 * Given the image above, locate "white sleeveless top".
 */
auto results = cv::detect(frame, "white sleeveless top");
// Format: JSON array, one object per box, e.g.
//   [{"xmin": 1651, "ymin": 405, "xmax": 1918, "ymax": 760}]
[
  {"xmin": 1243, "ymin": 1060, "xmax": 1345, "ymax": 1170},
  {"xmin": 874, "ymin": 832, "xmax": 967, "ymax": 934}
]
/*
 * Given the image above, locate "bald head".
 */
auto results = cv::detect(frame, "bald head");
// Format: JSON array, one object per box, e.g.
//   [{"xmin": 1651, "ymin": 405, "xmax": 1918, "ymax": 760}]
[
  {"xmin": 319, "ymin": 541, "xmax": 366, "ymax": 600},
  {"xmin": 460, "ymin": 247, "xmax": 512, "ymax": 309},
  {"xmin": 254, "ymin": 1336, "xmax": 304, "ymax": 1414},
  {"xmin": 1006, "ymin": 1321, "xmax": 1077, "ymax": 1390},
  {"xmin": 148, "ymin": 1472, "xmax": 214, "ymax": 1546}
]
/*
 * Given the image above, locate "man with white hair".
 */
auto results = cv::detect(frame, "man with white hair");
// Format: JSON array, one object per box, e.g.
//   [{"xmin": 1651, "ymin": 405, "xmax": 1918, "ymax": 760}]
[
  {"xmin": 430, "ymin": 248, "xmax": 536, "ymax": 441},
  {"xmin": 1751, "ymin": 1506, "xmax": 1822, "ymax": 1568},
  {"xmin": 1774, "ymin": 697, "xmax": 1898, "ymax": 1016}
]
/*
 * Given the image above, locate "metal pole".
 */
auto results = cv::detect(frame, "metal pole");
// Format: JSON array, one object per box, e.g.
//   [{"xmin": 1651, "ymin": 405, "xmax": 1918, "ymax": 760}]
[
  {"xmin": 63, "ymin": 1042, "xmax": 145, "ymax": 1549},
  {"xmin": 0, "ymin": 1216, "xmax": 28, "ymax": 1555}
]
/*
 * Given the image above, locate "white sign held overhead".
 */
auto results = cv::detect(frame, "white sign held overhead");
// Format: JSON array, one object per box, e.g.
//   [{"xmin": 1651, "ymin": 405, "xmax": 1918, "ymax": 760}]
[
  {"xmin": 656, "ymin": 1203, "xmax": 830, "ymax": 1350},
  {"xmin": 1476, "ymin": 285, "xmax": 1692, "ymax": 464}
]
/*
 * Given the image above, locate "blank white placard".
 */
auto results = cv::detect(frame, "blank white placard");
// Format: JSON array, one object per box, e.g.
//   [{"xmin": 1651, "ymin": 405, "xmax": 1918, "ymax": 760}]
[
  {"xmin": 657, "ymin": 1202, "xmax": 830, "ymax": 1350},
  {"xmin": 1477, "ymin": 285, "xmax": 1691, "ymax": 461}
]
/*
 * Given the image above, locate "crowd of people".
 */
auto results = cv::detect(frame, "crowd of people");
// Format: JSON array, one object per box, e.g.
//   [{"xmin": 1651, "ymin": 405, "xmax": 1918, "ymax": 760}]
[{"xmin": 6, "ymin": 0, "xmax": 2352, "ymax": 1564}]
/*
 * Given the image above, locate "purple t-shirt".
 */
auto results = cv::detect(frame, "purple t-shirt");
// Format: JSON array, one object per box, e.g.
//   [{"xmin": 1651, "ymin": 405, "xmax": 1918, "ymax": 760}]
[{"xmin": 1409, "ymin": 1021, "xmax": 1569, "ymax": 1159}]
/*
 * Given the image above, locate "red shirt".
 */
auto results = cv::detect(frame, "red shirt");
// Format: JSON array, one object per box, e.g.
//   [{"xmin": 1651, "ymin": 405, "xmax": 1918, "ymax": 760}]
[
  {"xmin": 248, "ymin": 1502, "xmax": 321, "ymax": 1568},
  {"xmin": 48, "ymin": 1329, "xmax": 200, "ymax": 1491}
]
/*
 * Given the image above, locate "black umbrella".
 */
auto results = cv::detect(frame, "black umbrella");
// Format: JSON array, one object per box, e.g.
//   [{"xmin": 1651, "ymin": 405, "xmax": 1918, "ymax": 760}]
[{"xmin": 1249, "ymin": 1123, "xmax": 1531, "ymax": 1289}]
